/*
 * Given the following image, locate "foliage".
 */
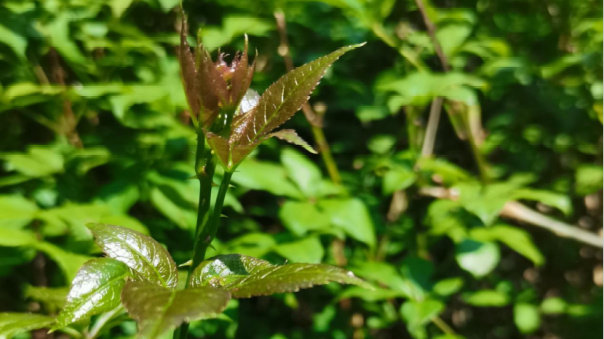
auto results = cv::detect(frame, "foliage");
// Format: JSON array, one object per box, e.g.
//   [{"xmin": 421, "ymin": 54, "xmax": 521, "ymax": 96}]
[{"xmin": 0, "ymin": 0, "xmax": 602, "ymax": 338}]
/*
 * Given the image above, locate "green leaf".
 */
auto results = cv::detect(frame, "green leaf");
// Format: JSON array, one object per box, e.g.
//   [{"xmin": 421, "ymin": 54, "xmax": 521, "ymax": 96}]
[
  {"xmin": 273, "ymin": 237, "xmax": 325, "ymax": 264},
  {"xmin": 318, "ymin": 198, "xmax": 376, "ymax": 248},
  {"xmin": 470, "ymin": 224, "xmax": 544, "ymax": 266},
  {"xmin": 432, "ymin": 277, "xmax": 464, "ymax": 297},
  {"xmin": 575, "ymin": 165, "xmax": 603, "ymax": 196},
  {"xmin": 25, "ymin": 286, "xmax": 68, "ymax": 313},
  {"xmin": 121, "ymin": 280, "xmax": 230, "ymax": 339},
  {"xmin": 514, "ymin": 303, "xmax": 540, "ymax": 334},
  {"xmin": 455, "ymin": 239, "xmax": 500, "ymax": 278},
  {"xmin": 231, "ymin": 160, "xmax": 303, "ymax": 199},
  {"xmin": 0, "ymin": 313, "xmax": 54, "ymax": 338},
  {"xmin": 513, "ymin": 188, "xmax": 572, "ymax": 216},
  {"xmin": 463, "ymin": 289, "xmax": 510, "ymax": 307},
  {"xmin": 400, "ymin": 299, "xmax": 445, "ymax": 338},
  {"xmin": 269, "ymin": 129, "xmax": 317, "ymax": 155},
  {"xmin": 279, "ymin": 200, "xmax": 330, "ymax": 236},
  {"xmin": 280, "ymin": 148, "xmax": 322, "ymax": 197},
  {"xmin": 189, "ymin": 254, "xmax": 368, "ymax": 298},
  {"xmin": 231, "ymin": 43, "xmax": 364, "ymax": 145},
  {"xmin": 55, "ymin": 258, "xmax": 129, "ymax": 329},
  {"xmin": 0, "ymin": 195, "xmax": 38, "ymax": 229},
  {"xmin": 382, "ymin": 166, "xmax": 417, "ymax": 195},
  {"xmin": 87, "ymin": 224, "xmax": 178, "ymax": 288},
  {"xmin": 540, "ymin": 297, "xmax": 567, "ymax": 315}
]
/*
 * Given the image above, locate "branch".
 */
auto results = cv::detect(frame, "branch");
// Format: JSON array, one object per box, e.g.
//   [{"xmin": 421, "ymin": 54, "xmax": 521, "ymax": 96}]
[
  {"xmin": 419, "ymin": 187, "xmax": 603, "ymax": 248},
  {"xmin": 413, "ymin": 0, "xmax": 450, "ymax": 71},
  {"xmin": 273, "ymin": 10, "xmax": 342, "ymax": 184},
  {"xmin": 420, "ymin": 97, "xmax": 443, "ymax": 157}
]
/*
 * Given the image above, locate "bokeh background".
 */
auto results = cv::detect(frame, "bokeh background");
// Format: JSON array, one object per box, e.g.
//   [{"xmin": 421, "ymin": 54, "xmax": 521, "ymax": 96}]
[{"xmin": 0, "ymin": 0, "xmax": 602, "ymax": 338}]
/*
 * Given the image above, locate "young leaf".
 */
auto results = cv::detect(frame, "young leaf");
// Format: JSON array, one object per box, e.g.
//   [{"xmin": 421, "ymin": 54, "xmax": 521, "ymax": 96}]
[
  {"xmin": 54, "ymin": 258, "xmax": 129, "ymax": 329},
  {"xmin": 87, "ymin": 223, "xmax": 178, "ymax": 288},
  {"xmin": 231, "ymin": 43, "xmax": 364, "ymax": 146},
  {"xmin": 121, "ymin": 280, "xmax": 230, "ymax": 338},
  {"xmin": 269, "ymin": 129, "xmax": 317, "ymax": 154},
  {"xmin": 189, "ymin": 254, "xmax": 369, "ymax": 298},
  {"xmin": 0, "ymin": 313, "xmax": 54, "ymax": 338}
]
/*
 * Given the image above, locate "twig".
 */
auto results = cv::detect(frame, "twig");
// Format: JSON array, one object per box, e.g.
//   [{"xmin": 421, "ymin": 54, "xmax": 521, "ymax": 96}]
[
  {"xmin": 49, "ymin": 49, "xmax": 83, "ymax": 148},
  {"xmin": 273, "ymin": 10, "xmax": 342, "ymax": 184},
  {"xmin": 500, "ymin": 201, "xmax": 603, "ymax": 248},
  {"xmin": 431, "ymin": 316, "xmax": 457, "ymax": 336},
  {"xmin": 419, "ymin": 187, "xmax": 603, "ymax": 248},
  {"xmin": 420, "ymin": 97, "xmax": 443, "ymax": 157},
  {"xmin": 413, "ymin": 0, "xmax": 450, "ymax": 71}
]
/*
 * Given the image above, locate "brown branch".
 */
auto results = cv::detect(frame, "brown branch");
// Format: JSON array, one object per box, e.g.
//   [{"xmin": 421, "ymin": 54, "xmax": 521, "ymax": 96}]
[
  {"xmin": 273, "ymin": 10, "xmax": 342, "ymax": 184},
  {"xmin": 413, "ymin": 0, "xmax": 450, "ymax": 71},
  {"xmin": 419, "ymin": 187, "xmax": 603, "ymax": 248},
  {"xmin": 49, "ymin": 49, "xmax": 83, "ymax": 148},
  {"xmin": 420, "ymin": 97, "xmax": 443, "ymax": 157}
]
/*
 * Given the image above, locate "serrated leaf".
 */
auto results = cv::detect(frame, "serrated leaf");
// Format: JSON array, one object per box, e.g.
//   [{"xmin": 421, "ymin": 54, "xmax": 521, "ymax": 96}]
[
  {"xmin": 0, "ymin": 313, "xmax": 54, "ymax": 339},
  {"xmin": 269, "ymin": 129, "xmax": 317, "ymax": 154},
  {"xmin": 87, "ymin": 224, "xmax": 178, "ymax": 288},
  {"xmin": 231, "ymin": 43, "xmax": 363, "ymax": 146},
  {"xmin": 55, "ymin": 258, "xmax": 129, "ymax": 329},
  {"xmin": 121, "ymin": 280, "xmax": 230, "ymax": 339},
  {"xmin": 189, "ymin": 254, "xmax": 368, "ymax": 298}
]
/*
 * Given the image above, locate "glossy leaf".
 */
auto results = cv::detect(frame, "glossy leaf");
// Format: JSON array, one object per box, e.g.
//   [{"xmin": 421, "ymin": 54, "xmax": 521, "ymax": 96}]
[
  {"xmin": 55, "ymin": 258, "xmax": 129, "ymax": 329},
  {"xmin": 189, "ymin": 254, "xmax": 368, "ymax": 298},
  {"xmin": 231, "ymin": 43, "xmax": 364, "ymax": 145},
  {"xmin": 87, "ymin": 223, "xmax": 178, "ymax": 288},
  {"xmin": 0, "ymin": 313, "xmax": 54, "ymax": 339},
  {"xmin": 121, "ymin": 280, "xmax": 230, "ymax": 338}
]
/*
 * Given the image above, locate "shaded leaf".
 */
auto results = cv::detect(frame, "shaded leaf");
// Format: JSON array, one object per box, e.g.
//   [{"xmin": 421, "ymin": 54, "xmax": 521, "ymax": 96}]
[
  {"xmin": 318, "ymin": 198, "xmax": 376, "ymax": 248},
  {"xmin": 87, "ymin": 224, "xmax": 178, "ymax": 288},
  {"xmin": 121, "ymin": 280, "xmax": 230, "ymax": 338},
  {"xmin": 55, "ymin": 258, "xmax": 129, "ymax": 329},
  {"xmin": 190, "ymin": 254, "xmax": 368, "ymax": 298},
  {"xmin": 0, "ymin": 313, "xmax": 54, "ymax": 339}
]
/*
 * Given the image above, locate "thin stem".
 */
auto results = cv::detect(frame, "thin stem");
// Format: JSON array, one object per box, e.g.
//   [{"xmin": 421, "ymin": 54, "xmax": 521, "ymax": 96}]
[
  {"xmin": 431, "ymin": 316, "xmax": 456, "ymax": 336},
  {"xmin": 274, "ymin": 10, "xmax": 342, "ymax": 184},
  {"xmin": 86, "ymin": 306, "xmax": 123, "ymax": 339},
  {"xmin": 413, "ymin": 0, "xmax": 450, "ymax": 72},
  {"xmin": 192, "ymin": 170, "xmax": 233, "ymax": 269},
  {"xmin": 420, "ymin": 97, "xmax": 443, "ymax": 158},
  {"xmin": 174, "ymin": 132, "xmax": 216, "ymax": 339},
  {"xmin": 418, "ymin": 186, "xmax": 604, "ymax": 248}
]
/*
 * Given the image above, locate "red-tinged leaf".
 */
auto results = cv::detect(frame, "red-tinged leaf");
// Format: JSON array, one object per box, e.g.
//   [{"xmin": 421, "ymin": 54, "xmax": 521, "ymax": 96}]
[
  {"xmin": 269, "ymin": 129, "xmax": 317, "ymax": 154},
  {"xmin": 178, "ymin": 14, "xmax": 201, "ymax": 119},
  {"xmin": 121, "ymin": 280, "xmax": 230, "ymax": 338},
  {"xmin": 206, "ymin": 132, "xmax": 257, "ymax": 170},
  {"xmin": 229, "ymin": 36, "xmax": 255, "ymax": 106},
  {"xmin": 197, "ymin": 46, "xmax": 226, "ymax": 127},
  {"xmin": 230, "ymin": 43, "xmax": 364, "ymax": 145}
]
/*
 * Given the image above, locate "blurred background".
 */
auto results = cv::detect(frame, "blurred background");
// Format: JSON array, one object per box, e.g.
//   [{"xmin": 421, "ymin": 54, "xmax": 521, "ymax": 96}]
[{"xmin": 0, "ymin": 0, "xmax": 602, "ymax": 338}]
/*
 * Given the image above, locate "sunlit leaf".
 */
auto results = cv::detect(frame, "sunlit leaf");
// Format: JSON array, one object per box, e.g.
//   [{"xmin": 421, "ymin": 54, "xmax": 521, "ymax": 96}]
[
  {"xmin": 189, "ymin": 254, "xmax": 368, "ymax": 298},
  {"xmin": 121, "ymin": 280, "xmax": 230, "ymax": 338},
  {"xmin": 87, "ymin": 224, "xmax": 178, "ymax": 288},
  {"xmin": 0, "ymin": 313, "xmax": 54, "ymax": 339},
  {"xmin": 455, "ymin": 239, "xmax": 500, "ymax": 278},
  {"xmin": 232, "ymin": 43, "xmax": 364, "ymax": 145},
  {"xmin": 55, "ymin": 258, "xmax": 129, "ymax": 329},
  {"xmin": 269, "ymin": 130, "xmax": 317, "ymax": 155}
]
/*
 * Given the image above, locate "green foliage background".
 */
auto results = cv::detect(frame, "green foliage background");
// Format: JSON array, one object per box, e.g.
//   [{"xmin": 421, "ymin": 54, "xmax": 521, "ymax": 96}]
[{"xmin": 0, "ymin": 0, "xmax": 602, "ymax": 338}]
